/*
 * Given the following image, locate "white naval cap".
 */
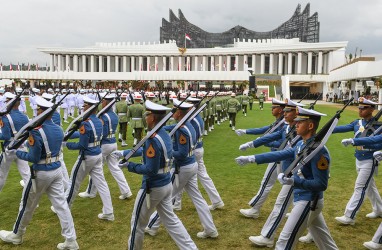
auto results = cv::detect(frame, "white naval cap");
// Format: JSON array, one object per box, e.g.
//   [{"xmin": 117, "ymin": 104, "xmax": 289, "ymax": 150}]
[
  {"xmin": 4, "ymin": 92, "xmax": 16, "ymax": 99},
  {"xmin": 121, "ymin": 93, "xmax": 128, "ymax": 98},
  {"xmin": 16, "ymin": 87, "xmax": 23, "ymax": 93},
  {"xmin": 295, "ymin": 106, "xmax": 326, "ymax": 121},
  {"xmin": 283, "ymin": 98, "xmax": 305, "ymax": 111},
  {"xmin": 42, "ymin": 93, "xmax": 54, "ymax": 100},
  {"xmin": 133, "ymin": 93, "xmax": 142, "ymax": 100},
  {"xmin": 173, "ymin": 98, "xmax": 193, "ymax": 110},
  {"xmin": 147, "ymin": 92, "xmax": 155, "ymax": 98},
  {"xmin": 358, "ymin": 97, "xmax": 378, "ymax": 109},
  {"xmin": 47, "ymin": 88, "xmax": 54, "ymax": 93},
  {"xmin": 231, "ymin": 93, "xmax": 236, "ymax": 97},
  {"xmin": 62, "ymin": 89, "xmax": 67, "ymax": 93},
  {"xmin": 145, "ymin": 100, "xmax": 170, "ymax": 114},
  {"xmin": 272, "ymin": 98, "xmax": 286, "ymax": 108},
  {"xmin": 32, "ymin": 88, "xmax": 40, "ymax": 93},
  {"xmin": 186, "ymin": 97, "xmax": 201, "ymax": 103},
  {"xmin": 83, "ymin": 95, "xmax": 98, "ymax": 105},
  {"xmin": 104, "ymin": 93, "xmax": 116, "ymax": 100},
  {"xmin": 35, "ymin": 96, "xmax": 53, "ymax": 109}
]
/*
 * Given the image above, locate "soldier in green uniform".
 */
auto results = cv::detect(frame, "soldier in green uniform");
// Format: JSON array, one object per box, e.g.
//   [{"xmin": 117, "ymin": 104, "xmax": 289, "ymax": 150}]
[
  {"xmin": 115, "ymin": 92, "xmax": 129, "ymax": 147},
  {"xmin": 259, "ymin": 92, "xmax": 265, "ymax": 110},
  {"xmin": 215, "ymin": 93, "xmax": 224, "ymax": 125},
  {"xmin": 208, "ymin": 92, "xmax": 216, "ymax": 132},
  {"xmin": 249, "ymin": 93, "xmax": 254, "ymax": 110},
  {"xmin": 242, "ymin": 93, "xmax": 249, "ymax": 116},
  {"xmin": 227, "ymin": 93, "xmax": 240, "ymax": 130},
  {"xmin": 127, "ymin": 93, "xmax": 146, "ymax": 146}
]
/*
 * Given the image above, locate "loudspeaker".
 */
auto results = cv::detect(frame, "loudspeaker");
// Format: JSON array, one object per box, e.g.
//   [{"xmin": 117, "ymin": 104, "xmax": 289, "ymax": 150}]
[{"xmin": 249, "ymin": 76, "xmax": 256, "ymax": 91}]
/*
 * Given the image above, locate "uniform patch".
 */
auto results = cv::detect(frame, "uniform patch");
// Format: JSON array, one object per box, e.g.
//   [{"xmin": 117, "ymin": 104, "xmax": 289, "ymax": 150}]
[
  {"xmin": 179, "ymin": 134, "xmax": 187, "ymax": 145},
  {"xmin": 0, "ymin": 118, "xmax": 3, "ymax": 128},
  {"xmin": 80, "ymin": 125, "xmax": 86, "ymax": 134},
  {"xmin": 317, "ymin": 155, "xmax": 329, "ymax": 170},
  {"xmin": 28, "ymin": 134, "xmax": 35, "ymax": 146},
  {"xmin": 146, "ymin": 143, "xmax": 156, "ymax": 158}
]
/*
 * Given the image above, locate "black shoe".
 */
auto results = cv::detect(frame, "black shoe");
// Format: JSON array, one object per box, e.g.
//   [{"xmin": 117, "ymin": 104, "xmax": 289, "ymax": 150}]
[
  {"xmin": 229, "ymin": 124, "xmax": 232, "ymax": 127},
  {"xmin": 118, "ymin": 139, "xmax": 122, "ymax": 142}
]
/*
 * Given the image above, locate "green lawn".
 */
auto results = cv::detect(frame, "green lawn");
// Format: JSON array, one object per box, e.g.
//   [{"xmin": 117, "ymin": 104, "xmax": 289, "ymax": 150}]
[{"xmin": 0, "ymin": 102, "xmax": 380, "ymax": 249}]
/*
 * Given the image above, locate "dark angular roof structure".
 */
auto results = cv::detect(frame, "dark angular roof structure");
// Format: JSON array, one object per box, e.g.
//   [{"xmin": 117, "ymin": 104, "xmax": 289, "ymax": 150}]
[{"xmin": 160, "ymin": 3, "xmax": 319, "ymax": 48}]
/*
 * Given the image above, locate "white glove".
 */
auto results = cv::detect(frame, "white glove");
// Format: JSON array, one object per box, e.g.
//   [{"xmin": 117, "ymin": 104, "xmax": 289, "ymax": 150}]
[
  {"xmin": 5, "ymin": 149, "xmax": 16, "ymax": 155},
  {"xmin": 235, "ymin": 155, "xmax": 256, "ymax": 166},
  {"xmin": 277, "ymin": 173, "xmax": 294, "ymax": 185},
  {"xmin": 239, "ymin": 141, "xmax": 254, "ymax": 151},
  {"xmin": 62, "ymin": 142, "xmax": 67, "ymax": 148},
  {"xmin": 118, "ymin": 160, "xmax": 129, "ymax": 168},
  {"xmin": 235, "ymin": 129, "xmax": 246, "ymax": 136},
  {"xmin": 341, "ymin": 138, "xmax": 354, "ymax": 147},
  {"xmin": 374, "ymin": 151, "xmax": 382, "ymax": 162},
  {"xmin": 111, "ymin": 150, "xmax": 124, "ymax": 158}
]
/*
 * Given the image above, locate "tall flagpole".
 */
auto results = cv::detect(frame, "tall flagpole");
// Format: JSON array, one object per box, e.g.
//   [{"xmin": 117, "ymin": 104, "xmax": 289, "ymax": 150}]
[{"xmin": 185, "ymin": 33, "xmax": 187, "ymax": 49}]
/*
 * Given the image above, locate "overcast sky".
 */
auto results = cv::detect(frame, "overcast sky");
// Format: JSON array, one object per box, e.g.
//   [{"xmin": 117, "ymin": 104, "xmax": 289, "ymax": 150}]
[{"xmin": 0, "ymin": 0, "xmax": 381, "ymax": 65}]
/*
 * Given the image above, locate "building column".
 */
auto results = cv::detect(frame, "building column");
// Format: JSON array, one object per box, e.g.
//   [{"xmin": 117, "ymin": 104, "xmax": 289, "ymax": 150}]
[
  {"xmin": 218, "ymin": 56, "xmax": 223, "ymax": 71},
  {"xmin": 131, "ymin": 56, "xmax": 135, "ymax": 72},
  {"xmin": 243, "ymin": 55, "xmax": 248, "ymax": 71},
  {"xmin": 210, "ymin": 56, "xmax": 214, "ymax": 71},
  {"xmin": 138, "ymin": 56, "xmax": 143, "ymax": 71},
  {"xmin": 90, "ymin": 55, "xmax": 94, "ymax": 72},
  {"xmin": 252, "ymin": 54, "xmax": 256, "ymax": 73},
  {"xmin": 297, "ymin": 52, "xmax": 302, "ymax": 74},
  {"xmin": 82, "ymin": 55, "xmax": 86, "ymax": 72},
  {"xmin": 227, "ymin": 55, "xmax": 231, "ymax": 71},
  {"xmin": 107, "ymin": 56, "xmax": 111, "ymax": 72},
  {"xmin": 269, "ymin": 53, "xmax": 274, "ymax": 74},
  {"xmin": 122, "ymin": 56, "xmax": 127, "ymax": 72},
  {"xmin": 162, "ymin": 56, "xmax": 166, "ymax": 71},
  {"xmin": 307, "ymin": 52, "xmax": 313, "ymax": 74},
  {"xmin": 98, "ymin": 55, "xmax": 103, "ymax": 72},
  {"xmin": 260, "ymin": 54, "xmax": 265, "ymax": 74},
  {"xmin": 115, "ymin": 56, "xmax": 119, "ymax": 72},
  {"xmin": 154, "ymin": 56, "xmax": 158, "ymax": 71},
  {"xmin": 235, "ymin": 55, "xmax": 239, "ymax": 71},
  {"xmin": 186, "ymin": 56, "xmax": 190, "ymax": 71},
  {"xmin": 50, "ymin": 54, "xmax": 54, "ymax": 72},
  {"xmin": 318, "ymin": 51, "xmax": 323, "ymax": 74},
  {"xmin": 73, "ymin": 55, "xmax": 78, "ymax": 72},
  {"xmin": 177, "ymin": 56, "xmax": 182, "ymax": 71},
  {"xmin": 57, "ymin": 54, "xmax": 62, "ymax": 71},
  {"xmin": 170, "ymin": 56, "xmax": 174, "ymax": 71},
  {"xmin": 194, "ymin": 56, "xmax": 199, "ymax": 71},
  {"xmin": 202, "ymin": 56, "xmax": 207, "ymax": 71},
  {"xmin": 278, "ymin": 53, "xmax": 283, "ymax": 74},
  {"xmin": 65, "ymin": 55, "xmax": 70, "ymax": 71},
  {"xmin": 287, "ymin": 52, "xmax": 293, "ymax": 74},
  {"xmin": 146, "ymin": 56, "xmax": 151, "ymax": 71}
]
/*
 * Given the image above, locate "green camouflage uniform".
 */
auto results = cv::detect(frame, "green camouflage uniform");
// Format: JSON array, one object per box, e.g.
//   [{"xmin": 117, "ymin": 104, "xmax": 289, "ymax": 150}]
[
  {"xmin": 227, "ymin": 96, "xmax": 240, "ymax": 128},
  {"xmin": 127, "ymin": 102, "xmax": 146, "ymax": 145},
  {"xmin": 248, "ymin": 95, "xmax": 254, "ymax": 110},
  {"xmin": 241, "ymin": 94, "xmax": 249, "ymax": 115},
  {"xmin": 115, "ymin": 99, "xmax": 128, "ymax": 141}
]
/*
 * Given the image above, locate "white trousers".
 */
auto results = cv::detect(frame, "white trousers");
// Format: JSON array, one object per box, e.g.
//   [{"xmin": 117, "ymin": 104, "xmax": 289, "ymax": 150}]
[
  {"xmin": 63, "ymin": 108, "xmax": 68, "ymax": 121},
  {"xmin": 345, "ymin": 159, "xmax": 382, "ymax": 219},
  {"xmin": 372, "ymin": 222, "xmax": 382, "ymax": 244},
  {"xmin": 0, "ymin": 150, "xmax": 30, "ymax": 192},
  {"xmin": 248, "ymin": 162, "xmax": 278, "ymax": 210},
  {"xmin": 59, "ymin": 150, "xmax": 70, "ymax": 191},
  {"xmin": 261, "ymin": 184, "xmax": 294, "ymax": 239},
  {"xmin": 128, "ymin": 183, "xmax": 197, "ymax": 250},
  {"xmin": 147, "ymin": 163, "xmax": 216, "ymax": 234},
  {"xmin": 173, "ymin": 147, "xmax": 223, "ymax": 206},
  {"xmin": 13, "ymin": 168, "xmax": 76, "ymax": 241},
  {"xmin": 84, "ymin": 143, "xmax": 131, "ymax": 196},
  {"xmin": 66, "ymin": 153, "xmax": 113, "ymax": 215},
  {"xmin": 275, "ymin": 199, "xmax": 338, "ymax": 250}
]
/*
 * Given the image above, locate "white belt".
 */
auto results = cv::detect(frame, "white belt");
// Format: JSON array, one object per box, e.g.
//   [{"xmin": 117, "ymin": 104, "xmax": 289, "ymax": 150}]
[
  {"xmin": 38, "ymin": 156, "xmax": 60, "ymax": 164},
  {"xmin": 132, "ymin": 118, "xmax": 142, "ymax": 120},
  {"xmin": 106, "ymin": 134, "xmax": 115, "ymax": 139},
  {"xmin": 88, "ymin": 141, "xmax": 101, "ymax": 147},
  {"xmin": 157, "ymin": 167, "xmax": 170, "ymax": 174},
  {"xmin": 118, "ymin": 113, "xmax": 126, "ymax": 116}
]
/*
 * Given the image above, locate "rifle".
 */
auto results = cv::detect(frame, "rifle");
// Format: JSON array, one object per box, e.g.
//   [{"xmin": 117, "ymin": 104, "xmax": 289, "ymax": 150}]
[
  {"xmin": 140, "ymin": 91, "xmax": 146, "ymax": 102},
  {"xmin": 7, "ymin": 91, "xmax": 71, "ymax": 151},
  {"xmin": 96, "ymin": 91, "xmax": 122, "ymax": 118},
  {"xmin": 283, "ymin": 98, "xmax": 353, "ymax": 210},
  {"xmin": 187, "ymin": 91, "xmax": 215, "ymax": 122},
  {"xmin": 262, "ymin": 116, "xmax": 285, "ymax": 135},
  {"xmin": 0, "ymin": 86, "xmax": 27, "ymax": 117},
  {"xmin": 297, "ymin": 93, "xmax": 309, "ymax": 103},
  {"xmin": 308, "ymin": 93, "xmax": 322, "ymax": 110},
  {"xmin": 64, "ymin": 91, "xmax": 107, "ymax": 142}
]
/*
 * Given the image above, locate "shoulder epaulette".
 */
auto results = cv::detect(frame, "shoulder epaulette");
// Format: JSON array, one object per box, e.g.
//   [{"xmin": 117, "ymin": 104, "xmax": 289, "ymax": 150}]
[{"xmin": 34, "ymin": 125, "xmax": 43, "ymax": 130}]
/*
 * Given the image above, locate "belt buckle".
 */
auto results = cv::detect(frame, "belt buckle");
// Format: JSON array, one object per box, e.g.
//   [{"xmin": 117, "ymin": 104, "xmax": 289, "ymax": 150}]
[{"xmin": 46, "ymin": 152, "xmax": 52, "ymax": 164}]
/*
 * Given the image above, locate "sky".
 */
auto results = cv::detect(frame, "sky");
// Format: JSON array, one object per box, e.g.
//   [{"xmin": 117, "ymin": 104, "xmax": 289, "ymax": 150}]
[{"xmin": 0, "ymin": 0, "xmax": 381, "ymax": 65}]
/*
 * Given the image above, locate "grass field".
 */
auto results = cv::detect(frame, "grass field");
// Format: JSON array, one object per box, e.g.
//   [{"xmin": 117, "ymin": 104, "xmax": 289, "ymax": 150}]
[{"xmin": 0, "ymin": 101, "xmax": 381, "ymax": 249}]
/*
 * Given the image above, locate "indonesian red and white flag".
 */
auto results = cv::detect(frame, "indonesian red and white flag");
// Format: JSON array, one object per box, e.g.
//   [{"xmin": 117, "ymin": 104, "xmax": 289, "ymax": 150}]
[
  {"xmin": 185, "ymin": 34, "xmax": 191, "ymax": 41},
  {"xmin": 10, "ymin": 63, "xmax": 13, "ymax": 71},
  {"xmin": 17, "ymin": 62, "xmax": 20, "ymax": 71}
]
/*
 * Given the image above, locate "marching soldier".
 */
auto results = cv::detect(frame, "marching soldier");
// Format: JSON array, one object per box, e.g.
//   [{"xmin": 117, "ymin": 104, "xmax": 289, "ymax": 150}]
[
  {"xmin": 259, "ymin": 92, "xmax": 265, "ymax": 110},
  {"xmin": 0, "ymin": 92, "xmax": 30, "ymax": 192},
  {"xmin": 116, "ymin": 92, "xmax": 129, "ymax": 147},
  {"xmin": 242, "ymin": 92, "xmax": 249, "ymax": 116},
  {"xmin": 145, "ymin": 99, "xmax": 219, "ymax": 239},
  {"xmin": 0, "ymin": 96, "xmax": 79, "ymax": 249},
  {"xmin": 333, "ymin": 97, "xmax": 382, "ymax": 225},
  {"xmin": 249, "ymin": 93, "xmax": 254, "ymax": 110},
  {"xmin": 78, "ymin": 93, "xmax": 132, "ymax": 200},
  {"xmin": 114, "ymin": 100, "xmax": 197, "ymax": 250},
  {"xmin": 61, "ymin": 96, "xmax": 114, "ymax": 221},
  {"xmin": 227, "ymin": 93, "xmax": 240, "ymax": 130},
  {"xmin": 236, "ymin": 107, "xmax": 338, "ymax": 249},
  {"xmin": 128, "ymin": 93, "xmax": 146, "ymax": 146}
]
